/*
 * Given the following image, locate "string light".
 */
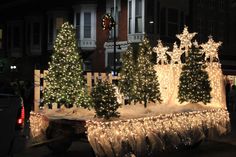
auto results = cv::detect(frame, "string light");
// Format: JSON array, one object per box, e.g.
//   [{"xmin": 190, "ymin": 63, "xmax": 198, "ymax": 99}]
[
  {"xmin": 200, "ymin": 36, "xmax": 222, "ymax": 62},
  {"xmin": 166, "ymin": 42, "xmax": 183, "ymax": 64},
  {"xmin": 86, "ymin": 109, "xmax": 230, "ymax": 156},
  {"xmin": 29, "ymin": 112, "xmax": 49, "ymax": 141},
  {"xmin": 153, "ymin": 40, "xmax": 169, "ymax": 64},
  {"xmin": 176, "ymin": 26, "xmax": 197, "ymax": 57}
]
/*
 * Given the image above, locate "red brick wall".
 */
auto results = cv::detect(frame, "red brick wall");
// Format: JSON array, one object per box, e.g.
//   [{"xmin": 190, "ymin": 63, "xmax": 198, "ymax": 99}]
[
  {"xmin": 92, "ymin": 0, "xmax": 128, "ymax": 72},
  {"xmin": 118, "ymin": 0, "xmax": 128, "ymax": 41},
  {"xmin": 92, "ymin": 0, "xmax": 108, "ymax": 72}
]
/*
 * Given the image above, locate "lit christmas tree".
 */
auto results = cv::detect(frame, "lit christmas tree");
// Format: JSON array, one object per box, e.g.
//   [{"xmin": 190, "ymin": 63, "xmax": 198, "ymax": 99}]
[
  {"xmin": 134, "ymin": 37, "xmax": 162, "ymax": 107},
  {"xmin": 91, "ymin": 79, "xmax": 120, "ymax": 119},
  {"xmin": 178, "ymin": 46, "xmax": 212, "ymax": 104},
  {"xmin": 43, "ymin": 22, "xmax": 92, "ymax": 108},
  {"xmin": 118, "ymin": 45, "xmax": 135, "ymax": 104}
]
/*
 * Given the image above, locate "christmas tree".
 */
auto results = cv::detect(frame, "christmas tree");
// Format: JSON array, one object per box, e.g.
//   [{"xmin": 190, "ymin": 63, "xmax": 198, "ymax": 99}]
[
  {"xmin": 133, "ymin": 37, "xmax": 162, "ymax": 108},
  {"xmin": 91, "ymin": 79, "xmax": 120, "ymax": 119},
  {"xmin": 118, "ymin": 45, "xmax": 135, "ymax": 104},
  {"xmin": 178, "ymin": 46, "xmax": 212, "ymax": 104},
  {"xmin": 43, "ymin": 22, "xmax": 92, "ymax": 108}
]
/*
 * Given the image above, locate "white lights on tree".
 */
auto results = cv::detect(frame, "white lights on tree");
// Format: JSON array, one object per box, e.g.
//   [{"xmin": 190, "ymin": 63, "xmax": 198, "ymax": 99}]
[
  {"xmin": 166, "ymin": 42, "xmax": 183, "ymax": 64},
  {"xmin": 153, "ymin": 40, "xmax": 169, "ymax": 64},
  {"xmin": 200, "ymin": 35, "xmax": 222, "ymax": 62},
  {"xmin": 176, "ymin": 26, "xmax": 197, "ymax": 57}
]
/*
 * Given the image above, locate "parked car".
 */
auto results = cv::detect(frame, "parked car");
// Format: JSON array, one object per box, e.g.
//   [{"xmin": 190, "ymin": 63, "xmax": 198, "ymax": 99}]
[{"xmin": 0, "ymin": 82, "xmax": 26, "ymax": 157}]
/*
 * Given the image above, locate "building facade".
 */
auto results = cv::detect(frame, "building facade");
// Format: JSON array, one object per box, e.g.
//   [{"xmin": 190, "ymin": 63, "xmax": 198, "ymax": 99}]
[{"xmin": 0, "ymin": 0, "xmax": 236, "ymax": 82}]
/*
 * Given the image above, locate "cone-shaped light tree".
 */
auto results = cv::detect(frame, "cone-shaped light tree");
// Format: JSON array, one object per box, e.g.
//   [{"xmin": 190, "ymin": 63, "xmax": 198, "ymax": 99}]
[
  {"xmin": 178, "ymin": 46, "xmax": 212, "ymax": 104},
  {"xmin": 133, "ymin": 37, "xmax": 162, "ymax": 107},
  {"xmin": 43, "ymin": 22, "xmax": 92, "ymax": 108},
  {"xmin": 91, "ymin": 79, "xmax": 120, "ymax": 119},
  {"xmin": 118, "ymin": 46, "xmax": 135, "ymax": 104}
]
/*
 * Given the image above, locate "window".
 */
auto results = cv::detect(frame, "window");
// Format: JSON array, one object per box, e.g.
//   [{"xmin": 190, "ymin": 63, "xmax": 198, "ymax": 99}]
[
  {"xmin": 128, "ymin": 0, "xmax": 144, "ymax": 34},
  {"xmin": 73, "ymin": 4, "xmax": 96, "ymax": 49},
  {"xmin": 76, "ymin": 13, "xmax": 80, "ymax": 39},
  {"xmin": 218, "ymin": 22, "xmax": 224, "ymax": 41},
  {"xmin": 32, "ymin": 22, "xmax": 40, "ymax": 46},
  {"xmin": 84, "ymin": 12, "xmax": 91, "ymax": 38},
  {"xmin": 47, "ymin": 11, "xmax": 69, "ymax": 50},
  {"xmin": 135, "ymin": 0, "xmax": 142, "ymax": 33},
  {"xmin": 13, "ymin": 26, "xmax": 20, "ymax": 48},
  {"xmin": 219, "ymin": 0, "xmax": 224, "ymax": 10},
  {"xmin": 48, "ymin": 17, "xmax": 53, "ymax": 45},
  {"xmin": 7, "ymin": 21, "xmax": 23, "ymax": 57},
  {"xmin": 208, "ymin": 20, "xmax": 216, "ymax": 36},
  {"xmin": 128, "ymin": 1, "xmax": 132, "ymax": 34},
  {"xmin": 0, "ymin": 29, "xmax": 2, "ymax": 49},
  {"xmin": 56, "ymin": 17, "xmax": 64, "ymax": 34},
  {"xmin": 167, "ymin": 8, "xmax": 178, "ymax": 37},
  {"xmin": 197, "ymin": 18, "xmax": 203, "ymax": 41}
]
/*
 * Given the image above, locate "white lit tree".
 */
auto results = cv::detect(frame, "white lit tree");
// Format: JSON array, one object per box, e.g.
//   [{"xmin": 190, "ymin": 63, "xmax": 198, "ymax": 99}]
[
  {"xmin": 133, "ymin": 37, "xmax": 162, "ymax": 107},
  {"xmin": 119, "ymin": 45, "xmax": 135, "ymax": 104},
  {"xmin": 43, "ymin": 22, "xmax": 92, "ymax": 108}
]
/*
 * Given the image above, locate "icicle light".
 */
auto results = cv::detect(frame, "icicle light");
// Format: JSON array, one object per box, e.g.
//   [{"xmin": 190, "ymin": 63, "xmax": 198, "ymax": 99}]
[{"xmin": 86, "ymin": 109, "xmax": 230, "ymax": 157}]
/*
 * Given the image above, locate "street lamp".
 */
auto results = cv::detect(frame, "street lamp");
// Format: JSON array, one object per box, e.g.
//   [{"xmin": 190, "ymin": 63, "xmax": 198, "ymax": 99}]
[{"xmin": 102, "ymin": 0, "xmax": 117, "ymax": 75}]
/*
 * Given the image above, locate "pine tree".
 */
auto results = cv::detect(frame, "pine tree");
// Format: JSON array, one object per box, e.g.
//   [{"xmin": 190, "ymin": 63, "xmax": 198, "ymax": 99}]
[
  {"xmin": 133, "ymin": 37, "xmax": 162, "ymax": 108},
  {"xmin": 178, "ymin": 47, "xmax": 212, "ymax": 104},
  {"xmin": 118, "ymin": 46, "xmax": 135, "ymax": 104},
  {"xmin": 43, "ymin": 22, "xmax": 92, "ymax": 108},
  {"xmin": 91, "ymin": 79, "xmax": 120, "ymax": 119}
]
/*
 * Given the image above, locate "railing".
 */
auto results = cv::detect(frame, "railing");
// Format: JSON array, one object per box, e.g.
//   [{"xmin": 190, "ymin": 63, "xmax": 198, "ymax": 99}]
[
  {"xmin": 78, "ymin": 39, "xmax": 96, "ymax": 50},
  {"xmin": 34, "ymin": 70, "xmax": 120, "ymax": 112},
  {"xmin": 128, "ymin": 33, "xmax": 145, "ymax": 43}
]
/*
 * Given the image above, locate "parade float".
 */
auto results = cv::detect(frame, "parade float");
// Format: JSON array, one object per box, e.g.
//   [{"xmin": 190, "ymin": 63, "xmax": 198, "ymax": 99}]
[{"xmin": 30, "ymin": 23, "xmax": 230, "ymax": 157}]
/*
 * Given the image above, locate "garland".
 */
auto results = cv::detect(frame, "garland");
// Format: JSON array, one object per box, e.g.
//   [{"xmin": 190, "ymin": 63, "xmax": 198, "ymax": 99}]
[{"xmin": 102, "ymin": 13, "xmax": 115, "ymax": 30}]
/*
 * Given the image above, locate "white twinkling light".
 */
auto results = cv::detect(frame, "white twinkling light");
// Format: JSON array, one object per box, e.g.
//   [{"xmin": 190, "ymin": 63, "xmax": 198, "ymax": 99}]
[
  {"xmin": 86, "ymin": 109, "xmax": 230, "ymax": 157},
  {"xmin": 153, "ymin": 40, "xmax": 169, "ymax": 64},
  {"xmin": 200, "ymin": 36, "xmax": 222, "ymax": 62},
  {"xmin": 176, "ymin": 26, "xmax": 197, "ymax": 57}
]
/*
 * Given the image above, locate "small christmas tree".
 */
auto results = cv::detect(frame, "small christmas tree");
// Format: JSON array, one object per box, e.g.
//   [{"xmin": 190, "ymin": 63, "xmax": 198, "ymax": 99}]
[
  {"xmin": 118, "ymin": 46, "xmax": 135, "ymax": 104},
  {"xmin": 178, "ymin": 46, "xmax": 212, "ymax": 104},
  {"xmin": 133, "ymin": 37, "xmax": 162, "ymax": 108},
  {"xmin": 91, "ymin": 79, "xmax": 120, "ymax": 119},
  {"xmin": 43, "ymin": 22, "xmax": 91, "ymax": 108}
]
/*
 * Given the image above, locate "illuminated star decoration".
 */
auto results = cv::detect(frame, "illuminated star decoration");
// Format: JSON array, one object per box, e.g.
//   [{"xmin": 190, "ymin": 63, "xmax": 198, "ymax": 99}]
[
  {"xmin": 166, "ymin": 42, "xmax": 183, "ymax": 64},
  {"xmin": 200, "ymin": 35, "xmax": 222, "ymax": 62},
  {"xmin": 176, "ymin": 26, "xmax": 197, "ymax": 57},
  {"xmin": 153, "ymin": 40, "xmax": 169, "ymax": 64}
]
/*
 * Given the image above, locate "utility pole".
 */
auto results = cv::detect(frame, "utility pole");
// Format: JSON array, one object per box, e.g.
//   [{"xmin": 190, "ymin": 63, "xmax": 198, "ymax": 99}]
[{"xmin": 113, "ymin": 0, "xmax": 117, "ymax": 76}]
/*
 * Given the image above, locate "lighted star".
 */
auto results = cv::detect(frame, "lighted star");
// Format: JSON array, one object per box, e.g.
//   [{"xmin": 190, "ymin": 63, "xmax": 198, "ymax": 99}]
[
  {"xmin": 153, "ymin": 40, "xmax": 169, "ymax": 64},
  {"xmin": 166, "ymin": 42, "xmax": 183, "ymax": 64},
  {"xmin": 176, "ymin": 26, "xmax": 197, "ymax": 56},
  {"xmin": 200, "ymin": 36, "xmax": 222, "ymax": 62}
]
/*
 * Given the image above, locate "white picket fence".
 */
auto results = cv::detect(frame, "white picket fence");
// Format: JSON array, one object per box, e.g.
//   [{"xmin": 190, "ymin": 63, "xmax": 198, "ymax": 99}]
[{"xmin": 34, "ymin": 70, "xmax": 120, "ymax": 112}]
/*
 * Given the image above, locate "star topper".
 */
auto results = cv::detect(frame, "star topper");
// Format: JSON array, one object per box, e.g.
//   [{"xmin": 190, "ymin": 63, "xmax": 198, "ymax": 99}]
[
  {"xmin": 176, "ymin": 26, "xmax": 197, "ymax": 57},
  {"xmin": 200, "ymin": 35, "xmax": 222, "ymax": 62},
  {"xmin": 153, "ymin": 40, "xmax": 169, "ymax": 64},
  {"xmin": 166, "ymin": 42, "xmax": 183, "ymax": 64}
]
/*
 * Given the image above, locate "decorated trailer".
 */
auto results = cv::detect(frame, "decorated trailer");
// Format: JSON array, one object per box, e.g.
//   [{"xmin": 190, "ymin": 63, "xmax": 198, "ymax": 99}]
[{"xmin": 29, "ymin": 24, "xmax": 231, "ymax": 157}]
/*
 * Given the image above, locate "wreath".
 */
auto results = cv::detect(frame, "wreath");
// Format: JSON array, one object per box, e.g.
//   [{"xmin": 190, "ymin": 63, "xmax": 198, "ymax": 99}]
[{"xmin": 102, "ymin": 13, "xmax": 115, "ymax": 30}]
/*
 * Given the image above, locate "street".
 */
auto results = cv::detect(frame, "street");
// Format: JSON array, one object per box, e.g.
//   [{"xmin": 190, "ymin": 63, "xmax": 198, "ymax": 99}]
[{"xmin": 15, "ymin": 112, "xmax": 236, "ymax": 157}]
